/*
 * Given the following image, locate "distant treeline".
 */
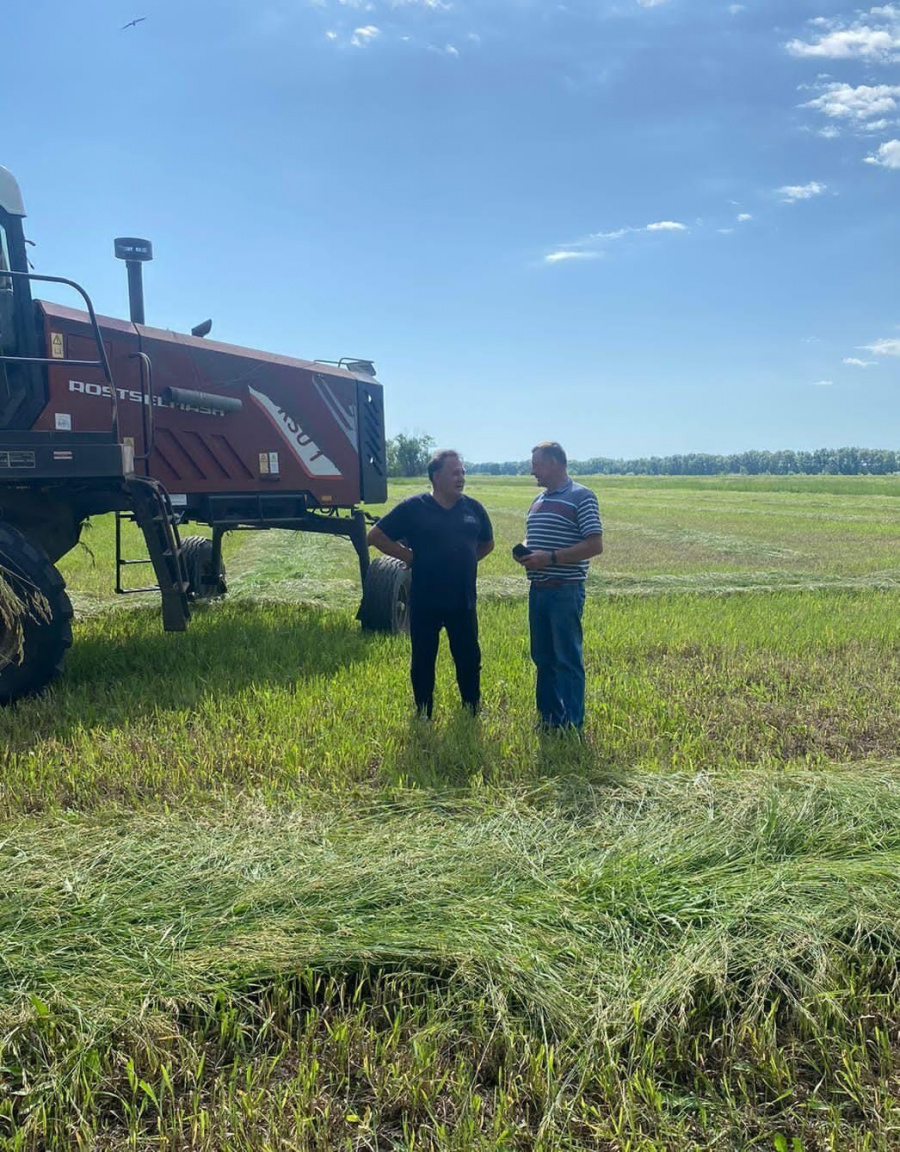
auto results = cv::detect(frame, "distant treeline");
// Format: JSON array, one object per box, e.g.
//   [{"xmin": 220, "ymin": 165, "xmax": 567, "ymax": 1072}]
[{"xmin": 468, "ymin": 447, "xmax": 899, "ymax": 477}]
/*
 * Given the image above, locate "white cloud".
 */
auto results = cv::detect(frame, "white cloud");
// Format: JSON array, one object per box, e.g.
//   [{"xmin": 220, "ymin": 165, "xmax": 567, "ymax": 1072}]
[
  {"xmin": 728, "ymin": 4, "xmax": 745, "ymax": 13},
  {"xmin": 812, "ymin": 379, "xmax": 834, "ymax": 386},
  {"xmin": 351, "ymin": 24, "xmax": 380, "ymax": 45},
  {"xmin": 467, "ymin": 32, "xmax": 481, "ymax": 44},
  {"xmin": 865, "ymin": 139, "xmax": 900, "ymax": 167},
  {"xmin": 777, "ymin": 181, "xmax": 827, "ymax": 202},
  {"xmin": 717, "ymin": 228, "xmax": 734, "ymax": 234},
  {"xmin": 545, "ymin": 219, "xmax": 688, "ymax": 265},
  {"xmin": 388, "ymin": 0, "xmax": 451, "ymax": 7},
  {"xmin": 646, "ymin": 220, "xmax": 688, "ymax": 231},
  {"xmin": 819, "ymin": 126, "xmax": 841, "ymax": 139},
  {"xmin": 843, "ymin": 357, "xmax": 877, "ymax": 366},
  {"xmin": 635, "ymin": 0, "xmax": 669, "ymax": 7},
  {"xmin": 736, "ymin": 212, "xmax": 753, "ymax": 222},
  {"xmin": 861, "ymin": 337, "xmax": 900, "ymax": 355},
  {"xmin": 786, "ymin": 6, "xmax": 900, "ymax": 62},
  {"xmin": 802, "ymin": 83, "xmax": 900, "ymax": 124},
  {"xmin": 325, "ymin": 29, "xmax": 338, "ymax": 39},
  {"xmin": 544, "ymin": 250, "xmax": 599, "ymax": 264}
]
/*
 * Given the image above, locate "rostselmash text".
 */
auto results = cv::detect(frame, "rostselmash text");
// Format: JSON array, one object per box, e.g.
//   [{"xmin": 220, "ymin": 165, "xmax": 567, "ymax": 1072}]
[{"xmin": 68, "ymin": 380, "xmax": 225, "ymax": 417}]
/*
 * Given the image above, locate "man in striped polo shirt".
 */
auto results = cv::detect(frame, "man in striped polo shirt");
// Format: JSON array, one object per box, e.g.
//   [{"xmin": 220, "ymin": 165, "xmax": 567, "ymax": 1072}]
[{"xmin": 515, "ymin": 441, "xmax": 603, "ymax": 731}]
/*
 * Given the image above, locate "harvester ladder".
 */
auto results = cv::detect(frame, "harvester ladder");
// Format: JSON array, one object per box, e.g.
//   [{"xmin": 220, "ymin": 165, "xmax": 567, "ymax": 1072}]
[{"xmin": 115, "ymin": 478, "xmax": 190, "ymax": 632}]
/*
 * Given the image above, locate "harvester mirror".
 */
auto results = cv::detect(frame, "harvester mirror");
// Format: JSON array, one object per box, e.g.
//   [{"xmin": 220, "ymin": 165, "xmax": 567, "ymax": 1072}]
[
  {"xmin": 0, "ymin": 229, "xmax": 13, "ymax": 342},
  {"xmin": 191, "ymin": 319, "xmax": 213, "ymax": 338},
  {"xmin": 0, "ymin": 288, "xmax": 14, "ymax": 355}
]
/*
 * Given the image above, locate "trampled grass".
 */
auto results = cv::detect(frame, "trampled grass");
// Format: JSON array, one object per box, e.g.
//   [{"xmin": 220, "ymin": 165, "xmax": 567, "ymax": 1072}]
[{"xmin": 1, "ymin": 475, "xmax": 899, "ymax": 1148}]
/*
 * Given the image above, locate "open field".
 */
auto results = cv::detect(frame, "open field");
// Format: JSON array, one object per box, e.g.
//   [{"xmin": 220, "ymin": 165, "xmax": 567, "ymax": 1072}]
[{"xmin": 1, "ymin": 475, "xmax": 899, "ymax": 1148}]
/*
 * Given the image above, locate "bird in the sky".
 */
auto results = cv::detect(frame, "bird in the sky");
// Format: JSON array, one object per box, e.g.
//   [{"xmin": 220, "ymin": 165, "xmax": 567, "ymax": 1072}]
[{"xmin": 121, "ymin": 17, "xmax": 147, "ymax": 29}]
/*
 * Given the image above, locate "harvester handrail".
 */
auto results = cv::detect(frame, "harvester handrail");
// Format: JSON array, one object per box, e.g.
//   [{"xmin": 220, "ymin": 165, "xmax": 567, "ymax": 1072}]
[
  {"xmin": 0, "ymin": 269, "xmax": 120, "ymax": 437},
  {"xmin": 129, "ymin": 351, "xmax": 155, "ymax": 465}
]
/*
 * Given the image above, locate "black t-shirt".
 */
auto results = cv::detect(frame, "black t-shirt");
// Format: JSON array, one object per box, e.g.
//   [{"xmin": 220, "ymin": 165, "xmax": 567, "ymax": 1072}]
[{"xmin": 376, "ymin": 493, "xmax": 493, "ymax": 609}]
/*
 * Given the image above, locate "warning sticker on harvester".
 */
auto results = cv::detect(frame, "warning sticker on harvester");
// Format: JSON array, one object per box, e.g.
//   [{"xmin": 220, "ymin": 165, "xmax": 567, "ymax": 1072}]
[
  {"xmin": 268, "ymin": 452, "xmax": 279, "ymax": 475},
  {"xmin": 55, "ymin": 412, "xmax": 72, "ymax": 431},
  {"xmin": 259, "ymin": 452, "xmax": 269, "ymax": 475},
  {"xmin": 50, "ymin": 333, "xmax": 64, "ymax": 359},
  {"xmin": 0, "ymin": 451, "xmax": 35, "ymax": 469}
]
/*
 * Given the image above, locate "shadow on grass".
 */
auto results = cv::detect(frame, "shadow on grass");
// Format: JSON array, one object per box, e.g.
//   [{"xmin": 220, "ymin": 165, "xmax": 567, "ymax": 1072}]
[
  {"xmin": 382, "ymin": 711, "xmax": 491, "ymax": 790},
  {"xmin": 382, "ymin": 708, "xmax": 623, "ymax": 795},
  {"xmin": 8, "ymin": 600, "xmax": 385, "ymax": 742}
]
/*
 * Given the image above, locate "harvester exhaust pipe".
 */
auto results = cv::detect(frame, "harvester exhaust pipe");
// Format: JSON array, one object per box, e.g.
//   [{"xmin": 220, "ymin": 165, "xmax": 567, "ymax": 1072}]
[{"xmin": 114, "ymin": 237, "xmax": 153, "ymax": 325}]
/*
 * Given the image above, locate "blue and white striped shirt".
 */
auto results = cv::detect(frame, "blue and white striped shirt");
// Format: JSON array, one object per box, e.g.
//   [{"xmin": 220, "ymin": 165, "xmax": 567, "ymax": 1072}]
[{"xmin": 525, "ymin": 479, "xmax": 603, "ymax": 584}]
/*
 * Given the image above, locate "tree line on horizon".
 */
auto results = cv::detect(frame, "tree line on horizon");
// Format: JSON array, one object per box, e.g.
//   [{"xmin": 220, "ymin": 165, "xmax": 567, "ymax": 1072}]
[
  {"xmin": 385, "ymin": 435, "xmax": 899, "ymax": 478},
  {"xmin": 466, "ymin": 447, "xmax": 899, "ymax": 477}
]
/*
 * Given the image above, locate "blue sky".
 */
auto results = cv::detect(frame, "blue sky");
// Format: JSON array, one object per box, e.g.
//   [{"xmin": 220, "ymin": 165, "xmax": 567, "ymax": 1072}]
[{"xmin": 4, "ymin": 0, "xmax": 899, "ymax": 460}]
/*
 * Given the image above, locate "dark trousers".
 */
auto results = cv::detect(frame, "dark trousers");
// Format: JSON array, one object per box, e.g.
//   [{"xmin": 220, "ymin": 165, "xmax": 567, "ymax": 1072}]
[{"xmin": 409, "ymin": 601, "xmax": 481, "ymax": 718}]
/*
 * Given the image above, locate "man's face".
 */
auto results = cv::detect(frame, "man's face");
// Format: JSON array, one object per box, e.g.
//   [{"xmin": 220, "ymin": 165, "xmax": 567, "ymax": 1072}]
[
  {"xmin": 531, "ymin": 450, "xmax": 554, "ymax": 488},
  {"xmin": 434, "ymin": 454, "xmax": 466, "ymax": 498}
]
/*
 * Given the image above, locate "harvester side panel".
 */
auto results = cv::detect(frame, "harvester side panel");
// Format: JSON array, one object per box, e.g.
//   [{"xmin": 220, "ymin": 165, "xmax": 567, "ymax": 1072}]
[{"xmin": 31, "ymin": 302, "xmax": 381, "ymax": 509}]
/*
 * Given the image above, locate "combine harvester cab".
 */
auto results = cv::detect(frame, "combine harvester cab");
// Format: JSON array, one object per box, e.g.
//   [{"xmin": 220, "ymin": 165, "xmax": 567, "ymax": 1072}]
[{"xmin": 0, "ymin": 166, "xmax": 409, "ymax": 704}]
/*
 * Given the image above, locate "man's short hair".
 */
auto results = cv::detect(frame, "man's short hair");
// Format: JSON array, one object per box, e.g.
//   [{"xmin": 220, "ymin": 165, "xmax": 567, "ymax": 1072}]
[
  {"xmin": 427, "ymin": 449, "xmax": 462, "ymax": 482},
  {"xmin": 532, "ymin": 441, "xmax": 567, "ymax": 468}
]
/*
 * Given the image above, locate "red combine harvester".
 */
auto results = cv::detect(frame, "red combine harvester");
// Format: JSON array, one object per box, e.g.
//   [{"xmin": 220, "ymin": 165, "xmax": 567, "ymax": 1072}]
[{"xmin": 0, "ymin": 166, "xmax": 409, "ymax": 704}]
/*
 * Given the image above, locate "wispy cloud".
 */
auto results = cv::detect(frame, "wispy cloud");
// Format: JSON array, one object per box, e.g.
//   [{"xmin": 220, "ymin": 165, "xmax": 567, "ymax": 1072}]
[
  {"xmin": 635, "ymin": 0, "xmax": 670, "ymax": 7},
  {"xmin": 812, "ymin": 379, "xmax": 834, "ymax": 386},
  {"xmin": 861, "ymin": 336, "xmax": 900, "ymax": 355},
  {"xmin": 736, "ymin": 212, "xmax": 753, "ymax": 222},
  {"xmin": 543, "ymin": 219, "xmax": 687, "ymax": 265},
  {"xmin": 351, "ymin": 23, "xmax": 380, "ymax": 45},
  {"xmin": 570, "ymin": 221, "xmax": 688, "ymax": 245},
  {"xmin": 544, "ymin": 250, "xmax": 600, "ymax": 264},
  {"xmin": 802, "ymin": 82, "xmax": 900, "ymax": 131},
  {"xmin": 786, "ymin": 6, "xmax": 900, "ymax": 62},
  {"xmin": 864, "ymin": 138, "xmax": 900, "ymax": 167},
  {"xmin": 843, "ymin": 357, "xmax": 877, "ymax": 366},
  {"xmin": 777, "ymin": 181, "xmax": 827, "ymax": 202}
]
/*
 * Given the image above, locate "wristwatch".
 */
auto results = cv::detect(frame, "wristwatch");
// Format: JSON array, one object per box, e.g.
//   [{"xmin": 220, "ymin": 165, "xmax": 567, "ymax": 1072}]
[{"xmin": 550, "ymin": 550, "xmax": 558, "ymax": 565}]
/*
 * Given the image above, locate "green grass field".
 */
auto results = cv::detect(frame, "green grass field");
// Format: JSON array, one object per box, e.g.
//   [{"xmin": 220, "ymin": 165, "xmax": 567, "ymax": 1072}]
[{"xmin": 1, "ymin": 475, "xmax": 899, "ymax": 1149}]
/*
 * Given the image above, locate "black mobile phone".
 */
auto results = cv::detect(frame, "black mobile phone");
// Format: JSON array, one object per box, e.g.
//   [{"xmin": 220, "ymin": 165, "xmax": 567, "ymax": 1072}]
[{"xmin": 512, "ymin": 543, "xmax": 533, "ymax": 559}]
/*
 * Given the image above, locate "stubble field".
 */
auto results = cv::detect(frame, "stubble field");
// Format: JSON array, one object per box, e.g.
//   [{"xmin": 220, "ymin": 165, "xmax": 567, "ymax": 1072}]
[{"xmin": 1, "ymin": 474, "xmax": 899, "ymax": 1149}]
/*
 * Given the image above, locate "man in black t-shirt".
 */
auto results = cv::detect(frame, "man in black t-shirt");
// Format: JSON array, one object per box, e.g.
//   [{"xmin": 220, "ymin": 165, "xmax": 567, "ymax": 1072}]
[{"xmin": 367, "ymin": 450, "xmax": 494, "ymax": 718}]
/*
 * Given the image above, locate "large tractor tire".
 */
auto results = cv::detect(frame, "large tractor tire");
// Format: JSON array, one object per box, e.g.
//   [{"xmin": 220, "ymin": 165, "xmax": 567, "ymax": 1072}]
[
  {"xmin": 180, "ymin": 535, "xmax": 226, "ymax": 601},
  {"xmin": 0, "ymin": 523, "xmax": 73, "ymax": 706},
  {"xmin": 358, "ymin": 556, "xmax": 411, "ymax": 634}
]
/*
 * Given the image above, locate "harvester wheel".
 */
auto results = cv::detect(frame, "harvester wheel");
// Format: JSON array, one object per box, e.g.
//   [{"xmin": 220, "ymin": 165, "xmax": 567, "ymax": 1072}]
[
  {"xmin": 0, "ymin": 523, "xmax": 73, "ymax": 706},
  {"xmin": 358, "ymin": 556, "xmax": 411, "ymax": 634},
  {"xmin": 180, "ymin": 535, "xmax": 227, "ymax": 601}
]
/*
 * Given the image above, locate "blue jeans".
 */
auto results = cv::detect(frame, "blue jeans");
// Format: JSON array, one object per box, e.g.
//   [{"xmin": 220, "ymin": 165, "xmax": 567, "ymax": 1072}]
[{"xmin": 528, "ymin": 582, "xmax": 587, "ymax": 729}]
